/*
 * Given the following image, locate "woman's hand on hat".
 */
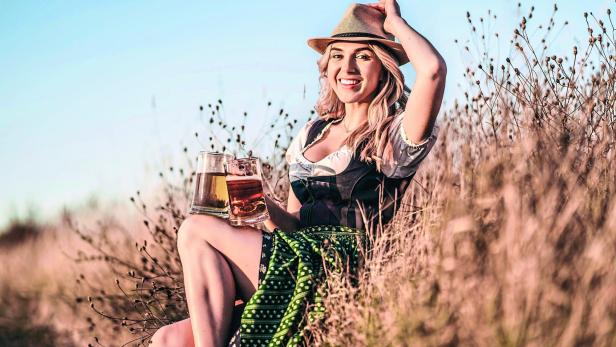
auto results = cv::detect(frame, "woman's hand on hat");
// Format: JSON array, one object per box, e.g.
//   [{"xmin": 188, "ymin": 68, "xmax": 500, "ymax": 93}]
[{"xmin": 367, "ymin": 0, "xmax": 403, "ymax": 34}]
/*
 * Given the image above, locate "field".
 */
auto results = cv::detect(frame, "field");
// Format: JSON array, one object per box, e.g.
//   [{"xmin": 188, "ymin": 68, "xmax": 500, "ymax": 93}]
[{"xmin": 1, "ymin": 3, "xmax": 615, "ymax": 347}]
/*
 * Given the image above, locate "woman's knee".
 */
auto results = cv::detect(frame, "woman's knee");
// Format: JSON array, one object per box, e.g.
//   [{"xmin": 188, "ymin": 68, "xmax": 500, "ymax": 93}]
[
  {"xmin": 176, "ymin": 215, "xmax": 221, "ymax": 256},
  {"xmin": 149, "ymin": 325, "xmax": 170, "ymax": 346},
  {"xmin": 150, "ymin": 319, "xmax": 194, "ymax": 347},
  {"xmin": 149, "ymin": 325, "xmax": 178, "ymax": 347}
]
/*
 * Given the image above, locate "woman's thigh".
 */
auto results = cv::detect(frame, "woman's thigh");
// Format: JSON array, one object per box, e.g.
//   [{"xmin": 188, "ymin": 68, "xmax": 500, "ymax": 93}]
[{"xmin": 177, "ymin": 215, "xmax": 264, "ymax": 300}]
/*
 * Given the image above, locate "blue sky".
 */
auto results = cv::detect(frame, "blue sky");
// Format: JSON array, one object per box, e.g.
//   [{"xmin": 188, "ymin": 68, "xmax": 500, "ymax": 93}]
[{"xmin": 0, "ymin": 1, "xmax": 610, "ymax": 229}]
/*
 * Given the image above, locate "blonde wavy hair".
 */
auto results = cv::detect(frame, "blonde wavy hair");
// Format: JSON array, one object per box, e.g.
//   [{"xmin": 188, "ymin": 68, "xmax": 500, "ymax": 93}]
[{"xmin": 314, "ymin": 42, "xmax": 410, "ymax": 168}]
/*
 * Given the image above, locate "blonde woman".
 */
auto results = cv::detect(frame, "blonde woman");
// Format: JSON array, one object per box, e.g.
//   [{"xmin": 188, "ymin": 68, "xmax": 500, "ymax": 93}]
[{"xmin": 151, "ymin": 1, "xmax": 446, "ymax": 346}]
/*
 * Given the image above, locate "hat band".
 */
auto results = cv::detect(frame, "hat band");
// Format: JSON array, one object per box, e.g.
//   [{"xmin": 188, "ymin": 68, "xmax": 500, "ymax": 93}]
[{"xmin": 332, "ymin": 32, "xmax": 387, "ymax": 40}]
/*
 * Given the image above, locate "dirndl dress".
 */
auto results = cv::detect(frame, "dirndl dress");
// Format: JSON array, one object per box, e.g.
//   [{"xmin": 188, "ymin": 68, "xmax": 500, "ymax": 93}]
[{"xmin": 228, "ymin": 115, "xmax": 437, "ymax": 346}]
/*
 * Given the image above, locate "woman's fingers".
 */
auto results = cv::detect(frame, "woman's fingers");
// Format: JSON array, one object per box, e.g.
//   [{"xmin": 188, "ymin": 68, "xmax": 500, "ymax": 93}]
[
  {"xmin": 367, "ymin": 1, "xmax": 398, "ymax": 16},
  {"xmin": 368, "ymin": 0, "xmax": 402, "ymax": 20},
  {"xmin": 366, "ymin": 2, "xmax": 385, "ymax": 13}
]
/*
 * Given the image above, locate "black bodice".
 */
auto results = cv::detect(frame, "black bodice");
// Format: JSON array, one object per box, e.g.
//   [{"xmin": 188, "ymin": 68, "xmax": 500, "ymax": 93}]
[{"xmin": 291, "ymin": 119, "xmax": 414, "ymax": 230}]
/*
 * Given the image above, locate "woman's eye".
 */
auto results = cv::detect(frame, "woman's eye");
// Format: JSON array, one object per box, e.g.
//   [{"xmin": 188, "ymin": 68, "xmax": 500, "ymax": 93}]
[
  {"xmin": 331, "ymin": 54, "xmax": 343, "ymax": 59},
  {"xmin": 356, "ymin": 54, "xmax": 370, "ymax": 60}
]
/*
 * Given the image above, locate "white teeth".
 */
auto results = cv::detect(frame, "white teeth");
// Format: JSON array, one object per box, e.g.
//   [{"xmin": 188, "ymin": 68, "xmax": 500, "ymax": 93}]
[{"xmin": 340, "ymin": 79, "xmax": 360, "ymax": 85}]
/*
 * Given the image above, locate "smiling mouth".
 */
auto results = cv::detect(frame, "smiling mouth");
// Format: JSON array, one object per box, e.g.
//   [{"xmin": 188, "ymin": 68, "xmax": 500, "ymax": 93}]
[{"xmin": 339, "ymin": 78, "xmax": 361, "ymax": 87}]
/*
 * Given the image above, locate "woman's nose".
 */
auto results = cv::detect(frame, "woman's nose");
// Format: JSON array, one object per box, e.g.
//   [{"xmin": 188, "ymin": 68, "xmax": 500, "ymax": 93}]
[{"xmin": 342, "ymin": 57, "xmax": 358, "ymax": 74}]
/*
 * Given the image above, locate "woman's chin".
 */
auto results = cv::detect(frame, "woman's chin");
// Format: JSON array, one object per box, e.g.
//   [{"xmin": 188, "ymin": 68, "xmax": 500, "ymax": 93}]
[{"xmin": 335, "ymin": 92, "xmax": 369, "ymax": 104}]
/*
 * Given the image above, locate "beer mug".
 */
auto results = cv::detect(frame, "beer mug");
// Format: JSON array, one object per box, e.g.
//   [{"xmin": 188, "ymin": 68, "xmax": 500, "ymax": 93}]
[
  {"xmin": 189, "ymin": 151, "xmax": 233, "ymax": 217},
  {"xmin": 225, "ymin": 157, "xmax": 270, "ymax": 226}
]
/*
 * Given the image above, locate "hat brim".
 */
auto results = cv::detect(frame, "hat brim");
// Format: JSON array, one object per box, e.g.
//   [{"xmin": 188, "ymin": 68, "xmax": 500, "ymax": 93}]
[{"xmin": 307, "ymin": 36, "xmax": 409, "ymax": 66}]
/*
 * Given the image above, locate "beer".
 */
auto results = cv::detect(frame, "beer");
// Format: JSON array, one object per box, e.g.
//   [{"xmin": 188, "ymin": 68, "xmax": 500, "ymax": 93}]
[
  {"xmin": 226, "ymin": 178, "xmax": 267, "ymax": 218},
  {"xmin": 225, "ymin": 157, "xmax": 269, "ymax": 226},
  {"xmin": 189, "ymin": 151, "xmax": 232, "ymax": 217},
  {"xmin": 192, "ymin": 172, "xmax": 229, "ymax": 214}
]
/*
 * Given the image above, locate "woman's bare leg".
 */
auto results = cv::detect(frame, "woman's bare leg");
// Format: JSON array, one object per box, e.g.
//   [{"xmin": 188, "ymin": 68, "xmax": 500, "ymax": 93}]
[
  {"xmin": 176, "ymin": 215, "xmax": 263, "ymax": 347},
  {"xmin": 149, "ymin": 303, "xmax": 245, "ymax": 347},
  {"xmin": 149, "ymin": 318, "xmax": 194, "ymax": 347},
  {"xmin": 179, "ymin": 235, "xmax": 235, "ymax": 346}
]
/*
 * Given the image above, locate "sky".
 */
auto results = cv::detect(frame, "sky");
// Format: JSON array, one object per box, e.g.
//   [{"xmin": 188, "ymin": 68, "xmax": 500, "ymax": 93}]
[{"xmin": 0, "ymin": 0, "xmax": 611, "ymax": 229}]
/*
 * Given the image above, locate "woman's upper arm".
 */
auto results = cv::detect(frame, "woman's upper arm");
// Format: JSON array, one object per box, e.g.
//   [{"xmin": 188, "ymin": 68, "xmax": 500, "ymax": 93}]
[{"xmin": 286, "ymin": 186, "xmax": 301, "ymax": 218}]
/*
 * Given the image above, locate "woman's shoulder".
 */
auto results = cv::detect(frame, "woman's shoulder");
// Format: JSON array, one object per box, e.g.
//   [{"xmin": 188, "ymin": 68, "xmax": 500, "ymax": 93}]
[
  {"xmin": 285, "ymin": 118, "xmax": 319, "ymax": 164},
  {"xmin": 293, "ymin": 116, "xmax": 335, "ymax": 146},
  {"xmin": 297, "ymin": 118, "xmax": 318, "ymax": 142},
  {"xmin": 301, "ymin": 118, "xmax": 318, "ymax": 131}
]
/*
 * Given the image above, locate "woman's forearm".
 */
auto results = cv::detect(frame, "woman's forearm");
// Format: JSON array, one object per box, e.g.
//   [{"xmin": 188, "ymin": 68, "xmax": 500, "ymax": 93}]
[{"xmin": 264, "ymin": 195, "xmax": 299, "ymax": 232}]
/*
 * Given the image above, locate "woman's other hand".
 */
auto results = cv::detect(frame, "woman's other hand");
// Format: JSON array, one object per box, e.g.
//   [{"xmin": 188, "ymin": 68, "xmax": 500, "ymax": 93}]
[{"xmin": 263, "ymin": 193, "xmax": 299, "ymax": 233}]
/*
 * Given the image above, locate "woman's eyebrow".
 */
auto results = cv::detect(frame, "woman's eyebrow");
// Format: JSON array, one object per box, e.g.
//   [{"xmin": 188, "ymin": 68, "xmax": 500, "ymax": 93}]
[{"xmin": 330, "ymin": 47, "xmax": 372, "ymax": 53}]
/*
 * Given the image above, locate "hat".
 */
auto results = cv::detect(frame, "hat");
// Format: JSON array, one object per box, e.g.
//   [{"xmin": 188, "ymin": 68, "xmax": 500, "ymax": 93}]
[{"xmin": 307, "ymin": 3, "xmax": 409, "ymax": 66}]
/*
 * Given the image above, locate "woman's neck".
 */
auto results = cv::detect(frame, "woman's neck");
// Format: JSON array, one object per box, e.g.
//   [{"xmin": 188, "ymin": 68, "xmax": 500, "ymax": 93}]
[{"xmin": 343, "ymin": 102, "xmax": 370, "ymax": 130}]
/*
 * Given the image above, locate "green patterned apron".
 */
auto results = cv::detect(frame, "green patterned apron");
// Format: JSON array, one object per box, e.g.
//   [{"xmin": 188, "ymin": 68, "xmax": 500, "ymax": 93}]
[{"xmin": 239, "ymin": 225, "xmax": 364, "ymax": 346}]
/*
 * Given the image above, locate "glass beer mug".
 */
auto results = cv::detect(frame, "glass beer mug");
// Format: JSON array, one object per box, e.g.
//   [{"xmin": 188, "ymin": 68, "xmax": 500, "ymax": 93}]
[
  {"xmin": 225, "ymin": 157, "xmax": 270, "ymax": 226},
  {"xmin": 189, "ymin": 151, "xmax": 233, "ymax": 217}
]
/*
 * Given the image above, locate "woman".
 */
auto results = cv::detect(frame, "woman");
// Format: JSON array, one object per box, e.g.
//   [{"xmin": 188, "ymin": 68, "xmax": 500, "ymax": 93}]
[{"xmin": 151, "ymin": 1, "xmax": 446, "ymax": 346}]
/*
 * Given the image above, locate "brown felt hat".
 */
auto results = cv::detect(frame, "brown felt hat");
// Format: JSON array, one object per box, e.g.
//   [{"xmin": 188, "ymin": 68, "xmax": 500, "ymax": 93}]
[{"xmin": 307, "ymin": 3, "xmax": 409, "ymax": 66}]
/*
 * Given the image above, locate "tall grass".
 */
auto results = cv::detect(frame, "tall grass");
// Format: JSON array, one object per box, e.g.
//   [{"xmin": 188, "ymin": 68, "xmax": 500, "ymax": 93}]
[{"xmin": 307, "ymin": 4, "xmax": 616, "ymax": 346}]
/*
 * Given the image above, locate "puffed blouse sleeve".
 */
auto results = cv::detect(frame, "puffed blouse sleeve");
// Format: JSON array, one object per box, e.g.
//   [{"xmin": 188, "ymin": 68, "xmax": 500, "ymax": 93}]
[
  {"xmin": 381, "ymin": 113, "xmax": 438, "ymax": 179},
  {"xmin": 285, "ymin": 119, "xmax": 314, "ymax": 165}
]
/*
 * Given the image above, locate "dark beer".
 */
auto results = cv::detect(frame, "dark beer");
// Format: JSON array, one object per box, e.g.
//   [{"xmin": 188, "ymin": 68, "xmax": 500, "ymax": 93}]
[
  {"xmin": 190, "ymin": 172, "xmax": 229, "ymax": 216},
  {"xmin": 226, "ymin": 178, "xmax": 267, "ymax": 218},
  {"xmin": 225, "ymin": 157, "xmax": 269, "ymax": 226}
]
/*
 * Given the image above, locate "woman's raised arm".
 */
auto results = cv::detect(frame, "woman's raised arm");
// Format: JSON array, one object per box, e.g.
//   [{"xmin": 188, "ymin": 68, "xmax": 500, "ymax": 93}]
[{"xmin": 369, "ymin": 0, "xmax": 447, "ymax": 143}]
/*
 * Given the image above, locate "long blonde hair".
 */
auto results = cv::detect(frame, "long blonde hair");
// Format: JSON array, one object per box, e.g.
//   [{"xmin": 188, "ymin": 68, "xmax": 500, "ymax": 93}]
[{"xmin": 314, "ymin": 42, "xmax": 410, "ymax": 168}]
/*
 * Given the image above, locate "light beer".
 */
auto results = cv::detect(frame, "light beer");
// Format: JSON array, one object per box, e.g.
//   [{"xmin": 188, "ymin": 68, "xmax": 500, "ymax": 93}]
[
  {"xmin": 189, "ymin": 152, "xmax": 231, "ymax": 217},
  {"xmin": 192, "ymin": 172, "xmax": 229, "ymax": 214}
]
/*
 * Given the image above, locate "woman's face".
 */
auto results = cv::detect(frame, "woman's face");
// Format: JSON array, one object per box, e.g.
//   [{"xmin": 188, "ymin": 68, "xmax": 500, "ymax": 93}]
[{"xmin": 326, "ymin": 42, "xmax": 384, "ymax": 104}]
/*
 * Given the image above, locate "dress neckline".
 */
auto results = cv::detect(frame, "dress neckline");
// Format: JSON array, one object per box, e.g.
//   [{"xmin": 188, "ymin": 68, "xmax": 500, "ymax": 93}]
[
  {"xmin": 299, "ymin": 146, "xmax": 351, "ymax": 165},
  {"xmin": 301, "ymin": 118, "xmax": 348, "ymax": 164}
]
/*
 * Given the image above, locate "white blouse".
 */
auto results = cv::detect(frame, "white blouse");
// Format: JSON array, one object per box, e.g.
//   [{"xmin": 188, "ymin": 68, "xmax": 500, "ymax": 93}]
[{"xmin": 286, "ymin": 113, "xmax": 438, "ymax": 182}]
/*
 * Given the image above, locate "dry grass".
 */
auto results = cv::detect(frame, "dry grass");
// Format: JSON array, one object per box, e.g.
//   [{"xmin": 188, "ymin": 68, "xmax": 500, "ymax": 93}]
[
  {"xmin": 307, "ymin": 4, "xmax": 616, "ymax": 347},
  {"xmin": 0, "ymin": 203, "xmax": 143, "ymax": 346},
  {"xmin": 1, "ymin": 2, "xmax": 616, "ymax": 346}
]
